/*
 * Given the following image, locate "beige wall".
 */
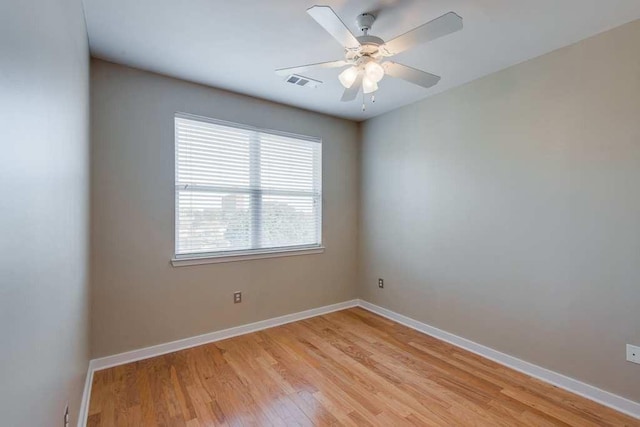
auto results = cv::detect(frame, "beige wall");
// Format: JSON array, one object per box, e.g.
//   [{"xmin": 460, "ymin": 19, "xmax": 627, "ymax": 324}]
[
  {"xmin": 359, "ymin": 20, "xmax": 640, "ymax": 402},
  {"xmin": 90, "ymin": 60, "xmax": 359, "ymax": 357},
  {"xmin": 0, "ymin": 0, "xmax": 90, "ymax": 425}
]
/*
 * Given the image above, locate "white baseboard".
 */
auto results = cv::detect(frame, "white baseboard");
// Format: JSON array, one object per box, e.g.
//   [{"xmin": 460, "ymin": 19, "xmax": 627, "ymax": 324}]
[
  {"xmin": 78, "ymin": 299, "xmax": 358, "ymax": 426},
  {"xmin": 77, "ymin": 297, "xmax": 639, "ymax": 425},
  {"xmin": 77, "ymin": 366, "xmax": 94, "ymax": 427},
  {"xmin": 90, "ymin": 299, "xmax": 359, "ymax": 371},
  {"xmin": 357, "ymin": 299, "xmax": 640, "ymax": 420}
]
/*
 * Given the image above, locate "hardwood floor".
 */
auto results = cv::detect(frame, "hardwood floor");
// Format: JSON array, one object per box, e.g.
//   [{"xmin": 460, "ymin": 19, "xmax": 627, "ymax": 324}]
[{"xmin": 87, "ymin": 308, "xmax": 639, "ymax": 426}]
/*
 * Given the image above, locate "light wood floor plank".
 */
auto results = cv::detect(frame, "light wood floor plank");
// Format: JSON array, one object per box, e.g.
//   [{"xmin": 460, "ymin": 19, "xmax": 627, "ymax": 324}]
[{"xmin": 88, "ymin": 308, "xmax": 639, "ymax": 426}]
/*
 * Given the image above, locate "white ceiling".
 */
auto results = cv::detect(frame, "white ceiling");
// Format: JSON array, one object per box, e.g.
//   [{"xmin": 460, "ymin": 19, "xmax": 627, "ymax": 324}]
[{"xmin": 83, "ymin": 0, "xmax": 640, "ymax": 121}]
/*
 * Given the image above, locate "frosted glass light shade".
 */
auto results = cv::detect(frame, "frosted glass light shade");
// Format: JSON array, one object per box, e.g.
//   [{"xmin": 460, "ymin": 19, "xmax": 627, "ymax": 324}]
[
  {"xmin": 364, "ymin": 61, "xmax": 384, "ymax": 83},
  {"xmin": 362, "ymin": 76, "xmax": 378, "ymax": 94},
  {"xmin": 338, "ymin": 66, "xmax": 359, "ymax": 88}
]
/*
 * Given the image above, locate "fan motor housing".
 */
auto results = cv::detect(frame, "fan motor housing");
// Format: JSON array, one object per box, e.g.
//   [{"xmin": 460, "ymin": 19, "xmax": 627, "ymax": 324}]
[{"xmin": 357, "ymin": 35, "xmax": 384, "ymax": 47}]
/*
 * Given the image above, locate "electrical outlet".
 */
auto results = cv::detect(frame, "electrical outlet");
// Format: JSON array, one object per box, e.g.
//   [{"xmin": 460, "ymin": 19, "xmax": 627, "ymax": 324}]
[
  {"xmin": 64, "ymin": 404, "xmax": 69, "ymax": 427},
  {"xmin": 627, "ymin": 344, "xmax": 640, "ymax": 364},
  {"xmin": 233, "ymin": 291, "xmax": 242, "ymax": 304},
  {"xmin": 378, "ymin": 278, "xmax": 384, "ymax": 288}
]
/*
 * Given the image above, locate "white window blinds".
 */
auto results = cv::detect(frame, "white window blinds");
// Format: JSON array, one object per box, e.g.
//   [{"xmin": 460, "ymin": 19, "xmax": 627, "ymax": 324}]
[{"xmin": 175, "ymin": 114, "xmax": 322, "ymax": 258}]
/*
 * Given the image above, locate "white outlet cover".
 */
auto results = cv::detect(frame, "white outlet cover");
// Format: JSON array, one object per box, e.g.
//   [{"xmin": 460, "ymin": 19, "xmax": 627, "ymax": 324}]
[{"xmin": 627, "ymin": 344, "xmax": 640, "ymax": 364}]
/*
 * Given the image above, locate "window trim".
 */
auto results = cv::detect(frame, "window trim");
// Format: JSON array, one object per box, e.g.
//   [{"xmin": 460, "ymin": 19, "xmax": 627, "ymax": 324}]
[
  {"xmin": 171, "ymin": 245, "xmax": 325, "ymax": 267},
  {"xmin": 175, "ymin": 112, "xmax": 322, "ymax": 143},
  {"xmin": 172, "ymin": 112, "xmax": 323, "ymax": 265}
]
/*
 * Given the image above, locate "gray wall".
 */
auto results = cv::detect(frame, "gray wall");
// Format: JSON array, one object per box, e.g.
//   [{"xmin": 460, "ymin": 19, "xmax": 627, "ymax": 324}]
[
  {"xmin": 359, "ymin": 20, "xmax": 640, "ymax": 402},
  {"xmin": 90, "ymin": 60, "xmax": 360, "ymax": 358},
  {"xmin": 0, "ymin": 0, "xmax": 90, "ymax": 426}
]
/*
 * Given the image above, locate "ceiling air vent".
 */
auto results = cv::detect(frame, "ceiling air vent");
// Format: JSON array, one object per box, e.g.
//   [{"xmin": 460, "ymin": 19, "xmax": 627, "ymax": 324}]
[{"xmin": 284, "ymin": 74, "xmax": 322, "ymax": 89}]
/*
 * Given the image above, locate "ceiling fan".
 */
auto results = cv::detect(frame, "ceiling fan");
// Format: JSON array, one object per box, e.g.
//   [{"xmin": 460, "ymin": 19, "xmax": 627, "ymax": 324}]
[{"xmin": 276, "ymin": 5, "xmax": 463, "ymax": 107}]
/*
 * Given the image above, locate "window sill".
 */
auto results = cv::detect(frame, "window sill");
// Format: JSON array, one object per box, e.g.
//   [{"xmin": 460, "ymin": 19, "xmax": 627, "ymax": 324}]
[{"xmin": 171, "ymin": 246, "xmax": 325, "ymax": 267}]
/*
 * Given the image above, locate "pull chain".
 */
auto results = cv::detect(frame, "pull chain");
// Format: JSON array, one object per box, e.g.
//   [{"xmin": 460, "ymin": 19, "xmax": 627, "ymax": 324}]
[{"xmin": 362, "ymin": 93, "xmax": 378, "ymax": 111}]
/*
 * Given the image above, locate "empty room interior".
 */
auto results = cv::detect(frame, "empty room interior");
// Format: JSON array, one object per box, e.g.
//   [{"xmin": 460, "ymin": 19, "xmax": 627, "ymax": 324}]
[{"xmin": 3, "ymin": 0, "xmax": 640, "ymax": 426}]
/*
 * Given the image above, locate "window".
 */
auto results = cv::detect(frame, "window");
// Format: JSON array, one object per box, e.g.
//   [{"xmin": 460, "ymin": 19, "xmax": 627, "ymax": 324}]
[{"xmin": 173, "ymin": 113, "xmax": 322, "ymax": 264}]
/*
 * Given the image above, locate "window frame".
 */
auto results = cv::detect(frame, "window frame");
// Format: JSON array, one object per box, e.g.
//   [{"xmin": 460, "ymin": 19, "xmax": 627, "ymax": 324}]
[{"xmin": 171, "ymin": 112, "xmax": 324, "ymax": 266}]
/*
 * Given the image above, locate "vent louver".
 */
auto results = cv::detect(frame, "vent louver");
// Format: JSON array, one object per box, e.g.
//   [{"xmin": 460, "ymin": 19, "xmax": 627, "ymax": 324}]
[{"xmin": 284, "ymin": 74, "xmax": 321, "ymax": 89}]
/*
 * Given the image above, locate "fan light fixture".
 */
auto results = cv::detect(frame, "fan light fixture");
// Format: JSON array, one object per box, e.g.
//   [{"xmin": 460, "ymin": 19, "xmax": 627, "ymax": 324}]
[
  {"xmin": 362, "ymin": 76, "xmax": 378, "ymax": 94},
  {"xmin": 338, "ymin": 66, "xmax": 359, "ymax": 88},
  {"xmin": 339, "ymin": 60, "xmax": 384, "ymax": 94},
  {"xmin": 364, "ymin": 61, "xmax": 384, "ymax": 83}
]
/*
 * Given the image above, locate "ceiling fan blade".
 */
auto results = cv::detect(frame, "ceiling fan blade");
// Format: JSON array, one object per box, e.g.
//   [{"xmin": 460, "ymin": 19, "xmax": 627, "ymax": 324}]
[
  {"xmin": 383, "ymin": 62, "xmax": 441, "ymax": 89},
  {"xmin": 341, "ymin": 72, "xmax": 363, "ymax": 102},
  {"xmin": 382, "ymin": 12, "xmax": 463, "ymax": 56},
  {"xmin": 307, "ymin": 5, "xmax": 361, "ymax": 49},
  {"xmin": 275, "ymin": 60, "xmax": 350, "ymax": 76}
]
